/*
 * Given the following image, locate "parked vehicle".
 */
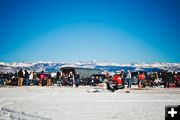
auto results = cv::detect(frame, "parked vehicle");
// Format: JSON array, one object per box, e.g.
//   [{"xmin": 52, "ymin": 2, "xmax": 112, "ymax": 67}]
[{"xmin": 60, "ymin": 67, "xmax": 103, "ymax": 79}]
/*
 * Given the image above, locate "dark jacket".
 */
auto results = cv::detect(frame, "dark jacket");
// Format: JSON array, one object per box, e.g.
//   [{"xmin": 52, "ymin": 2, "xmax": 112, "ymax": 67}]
[
  {"xmin": 18, "ymin": 70, "xmax": 24, "ymax": 78},
  {"xmin": 24, "ymin": 71, "xmax": 29, "ymax": 79}
]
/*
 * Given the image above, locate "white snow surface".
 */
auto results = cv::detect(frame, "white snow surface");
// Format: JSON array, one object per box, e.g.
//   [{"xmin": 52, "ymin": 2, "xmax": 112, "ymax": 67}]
[{"xmin": 0, "ymin": 86, "xmax": 180, "ymax": 120}]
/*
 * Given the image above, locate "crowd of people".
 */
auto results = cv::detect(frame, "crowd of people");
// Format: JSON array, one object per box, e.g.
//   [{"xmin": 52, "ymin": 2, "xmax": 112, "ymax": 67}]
[
  {"xmin": 105, "ymin": 70, "xmax": 180, "ymax": 91},
  {"xmin": 0, "ymin": 69, "xmax": 180, "ymax": 89},
  {"xmin": 136, "ymin": 71, "xmax": 180, "ymax": 88},
  {"xmin": 0, "ymin": 69, "xmax": 81, "ymax": 87}
]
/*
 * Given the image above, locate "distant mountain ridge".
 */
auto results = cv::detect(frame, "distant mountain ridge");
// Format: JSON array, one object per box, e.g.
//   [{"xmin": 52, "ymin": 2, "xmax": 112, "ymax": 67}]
[{"xmin": 0, "ymin": 61, "xmax": 180, "ymax": 73}]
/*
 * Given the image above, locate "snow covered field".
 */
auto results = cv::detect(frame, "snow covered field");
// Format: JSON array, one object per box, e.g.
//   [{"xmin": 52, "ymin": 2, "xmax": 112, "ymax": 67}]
[{"xmin": 0, "ymin": 86, "xmax": 180, "ymax": 120}]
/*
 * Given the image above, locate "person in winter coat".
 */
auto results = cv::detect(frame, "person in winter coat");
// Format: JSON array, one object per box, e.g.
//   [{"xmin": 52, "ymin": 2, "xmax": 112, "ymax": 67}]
[
  {"xmin": 18, "ymin": 69, "xmax": 24, "ymax": 86},
  {"xmin": 64, "ymin": 73, "xmax": 69, "ymax": 86},
  {"xmin": 138, "ymin": 72, "xmax": 145, "ymax": 88},
  {"xmin": 175, "ymin": 73, "xmax": 180, "ymax": 87},
  {"xmin": 69, "ymin": 72, "xmax": 74, "ymax": 87},
  {"xmin": 40, "ymin": 71, "xmax": 46, "ymax": 86},
  {"xmin": 126, "ymin": 70, "xmax": 132, "ymax": 88},
  {"xmin": 75, "ymin": 73, "xmax": 80, "ymax": 87},
  {"xmin": 162, "ymin": 71, "xmax": 168, "ymax": 88},
  {"xmin": 24, "ymin": 70, "xmax": 30, "ymax": 86},
  {"xmin": 120, "ymin": 70, "xmax": 126, "ymax": 85},
  {"xmin": 32, "ymin": 72, "xmax": 39, "ymax": 85},
  {"xmin": 167, "ymin": 72, "xmax": 173, "ymax": 87},
  {"xmin": 29, "ymin": 72, "xmax": 33, "ymax": 85},
  {"xmin": 47, "ymin": 73, "xmax": 52, "ymax": 86},
  {"xmin": 56, "ymin": 71, "xmax": 61, "ymax": 86},
  {"xmin": 0, "ymin": 72, "xmax": 5, "ymax": 86}
]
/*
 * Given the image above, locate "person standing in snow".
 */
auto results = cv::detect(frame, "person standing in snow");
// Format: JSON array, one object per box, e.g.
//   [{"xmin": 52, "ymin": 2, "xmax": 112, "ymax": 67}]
[
  {"xmin": 167, "ymin": 72, "xmax": 173, "ymax": 88},
  {"xmin": 40, "ymin": 71, "xmax": 46, "ymax": 86},
  {"xmin": 24, "ymin": 70, "xmax": 30, "ymax": 86},
  {"xmin": 126, "ymin": 70, "xmax": 132, "ymax": 88},
  {"xmin": 56, "ymin": 71, "xmax": 61, "ymax": 86},
  {"xmin": 47, "ymin": 73, "xmax": 52, "ymax": 86},
  {"xmin": 64, "ymin": 73, "xmax": 69, "ymax": 86},
  {"xmin": 162, "ymin": 70, "xmax": 169, "ymax": 88},
  {"xmin": 69, "ymin": 72, "xmax": 74, "ymax": 87},
  {"xmin": 138, "ymin": 72, "xmax": 145, "ymax": 88},
  {"xmin": 120, "ymin": 70, "xmax": 126, "ymax": 85},
  {"xmin": 0, "ymin": 72, "xmax": 5, "ymax": 86},
  {"xmin": 29, "ymin": 72, "xmax": 33, "ymax": 85},
  {"xmin": 32, "ymin": 72, "xmax": 39, "ymax": 85},
  {"xmin": 75, "ymin": 73, "xmax": 80, "ymax": 87},
  {"xmin": 18, "ymin": 69, "xmax": 24, "ymax": 86}
]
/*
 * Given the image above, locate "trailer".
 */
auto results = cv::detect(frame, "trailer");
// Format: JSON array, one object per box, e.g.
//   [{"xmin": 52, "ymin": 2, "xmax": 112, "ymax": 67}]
[{"xmin": 60, "ymin": 67, "xmax": 103, "ymax": 79}]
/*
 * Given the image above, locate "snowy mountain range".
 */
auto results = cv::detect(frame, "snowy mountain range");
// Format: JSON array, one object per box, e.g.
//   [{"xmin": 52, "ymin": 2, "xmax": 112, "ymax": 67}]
[{"xmin": 0, "ymin": 61, "xmax": 180, "ymax": 73}]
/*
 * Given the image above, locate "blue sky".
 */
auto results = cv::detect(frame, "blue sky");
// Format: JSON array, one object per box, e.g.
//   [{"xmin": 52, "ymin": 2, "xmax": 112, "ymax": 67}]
[{"xmin": 0, "ymin": 0, "xmax": 180, "ymax": 63}]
